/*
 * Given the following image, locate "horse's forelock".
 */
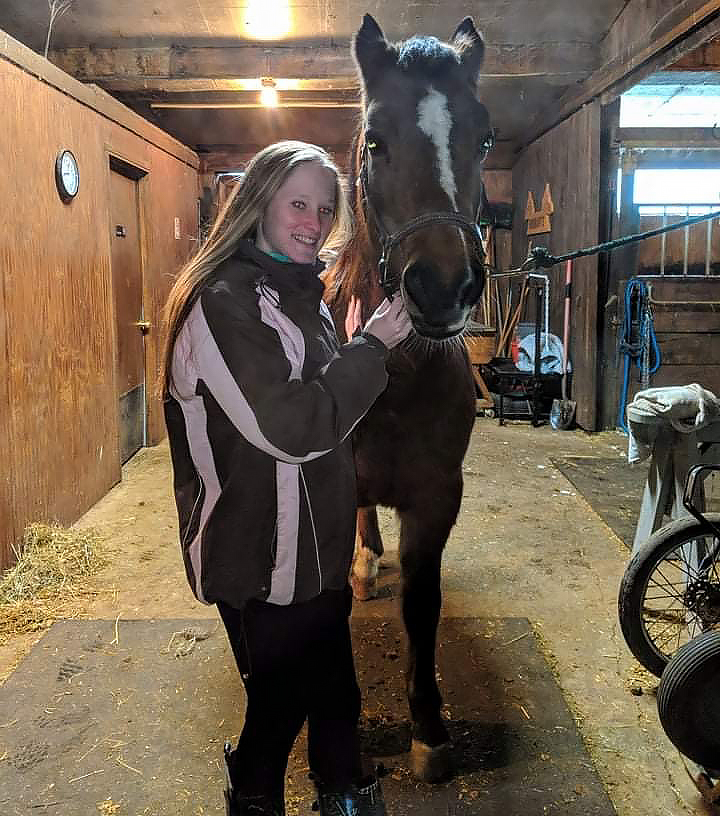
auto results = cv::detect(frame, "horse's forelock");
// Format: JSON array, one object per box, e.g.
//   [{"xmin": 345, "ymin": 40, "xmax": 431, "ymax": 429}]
[{"xmin": 396, "ymin": 36, "xmax": 461, "ymax": 74}]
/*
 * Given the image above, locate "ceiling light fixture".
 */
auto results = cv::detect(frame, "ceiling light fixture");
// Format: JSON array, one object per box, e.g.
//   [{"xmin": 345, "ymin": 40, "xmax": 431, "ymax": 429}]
[
  {"xmin": 260, "ymin": 77, "xmax": 279, "ymax": 108},
  {"xmin": 150, "ymin": 101, "xmax": 362, "ymax": 109}
]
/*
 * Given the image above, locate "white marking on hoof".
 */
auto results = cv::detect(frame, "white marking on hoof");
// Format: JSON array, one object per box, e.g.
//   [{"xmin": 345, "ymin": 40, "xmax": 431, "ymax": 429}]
[
  {"xmin": 410, "ymin": 738, "xmax": 452, "ymax": 783},
  {"xmin": 351, "ymin": 545, "xmax": 379, "ymax": 601}
]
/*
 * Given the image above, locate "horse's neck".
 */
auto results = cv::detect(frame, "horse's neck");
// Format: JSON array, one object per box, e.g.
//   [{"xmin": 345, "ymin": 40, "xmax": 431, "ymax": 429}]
[{"xmin": 327, "ymin": 214, "xmax": 384, "ymax": 332}]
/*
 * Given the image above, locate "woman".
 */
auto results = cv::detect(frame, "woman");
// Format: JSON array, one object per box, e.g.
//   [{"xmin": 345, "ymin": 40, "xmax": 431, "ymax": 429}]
[{"xmin": 162, "ymin": 141, "xmax": 411, "ymax": 816}]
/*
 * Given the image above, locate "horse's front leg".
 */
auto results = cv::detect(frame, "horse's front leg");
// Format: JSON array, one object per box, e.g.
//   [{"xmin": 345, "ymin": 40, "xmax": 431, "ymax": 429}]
[
  {"xmin": 399, "ymin": 485, "xmax": 461, "ymax": 783},
  {"xmin": 350, "ymin": 505, "xmax": 383, "ymax": 600}
]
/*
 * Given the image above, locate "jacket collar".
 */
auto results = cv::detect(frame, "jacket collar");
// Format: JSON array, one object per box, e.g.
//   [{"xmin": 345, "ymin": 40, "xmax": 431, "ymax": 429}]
[{"xmin": 233, "ymin": 239, "xmax": 326, "ymax": 298}]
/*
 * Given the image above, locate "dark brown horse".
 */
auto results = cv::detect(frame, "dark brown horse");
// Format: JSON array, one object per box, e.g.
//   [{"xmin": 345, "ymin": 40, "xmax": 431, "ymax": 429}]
[{"xmin": 324, "ymin": 15, "xmax": 493, "ymax": 782}]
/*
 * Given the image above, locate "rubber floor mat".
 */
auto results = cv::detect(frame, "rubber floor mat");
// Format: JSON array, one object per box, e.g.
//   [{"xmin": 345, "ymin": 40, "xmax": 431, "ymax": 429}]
[
  {"xmin": 0, "ymin": 617, "xmax": 615, "ymax": 815},
  {"xmin": 551, "ymin": 455, "xmax": 649, "ymax": 547}
]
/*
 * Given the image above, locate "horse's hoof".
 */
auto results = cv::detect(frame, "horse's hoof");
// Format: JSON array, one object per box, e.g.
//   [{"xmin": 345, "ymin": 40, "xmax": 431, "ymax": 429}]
[
  {"xmin": 351, "ymin": 546, "xmax": 379, "ymax": 600},
  {"xmin": 350, "ymin": 573, "xmax": 378, "ymax": 601},
  {"xmin": 410, "ymin": 738, "xmax": 453, "ymax": 783}
]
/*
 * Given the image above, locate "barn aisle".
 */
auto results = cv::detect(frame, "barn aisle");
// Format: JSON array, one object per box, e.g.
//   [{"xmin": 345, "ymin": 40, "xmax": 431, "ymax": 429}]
[{"xmin": 0, "ymin": 421, "xmax": 706, "ymax": 815}]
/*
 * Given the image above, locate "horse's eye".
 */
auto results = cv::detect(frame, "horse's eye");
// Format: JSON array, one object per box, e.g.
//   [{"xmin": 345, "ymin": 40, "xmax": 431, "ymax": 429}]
[
  {"xmin": 366, "ymin": 131, "xmax": 386, "ymax": 155},
  {"xmin": 478, "ymin": 130, "xmax": 495, "ymax": 161}
]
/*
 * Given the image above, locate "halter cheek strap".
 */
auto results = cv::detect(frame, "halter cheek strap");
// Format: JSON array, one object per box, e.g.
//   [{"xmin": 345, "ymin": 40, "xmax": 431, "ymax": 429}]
[{"xmin": 358, "ymin": 142, "xmax": 490, "ymax": 298}]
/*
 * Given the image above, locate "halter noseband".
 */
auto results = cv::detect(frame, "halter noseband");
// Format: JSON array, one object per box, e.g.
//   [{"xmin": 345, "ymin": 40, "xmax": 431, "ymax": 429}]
[{"xmin": 358, "ymin": 141, "xmax": 489, "ymax": 298}]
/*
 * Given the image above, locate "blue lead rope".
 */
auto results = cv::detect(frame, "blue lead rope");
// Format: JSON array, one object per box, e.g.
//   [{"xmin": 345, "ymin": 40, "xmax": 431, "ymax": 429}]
[{"xmin": 617, "ymin": 278, "xmax": 661, "ymax": 433}]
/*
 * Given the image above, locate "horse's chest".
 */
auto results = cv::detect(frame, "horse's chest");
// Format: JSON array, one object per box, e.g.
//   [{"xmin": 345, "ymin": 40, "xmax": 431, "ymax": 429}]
[{"xmin": 353, "ymin": 353, "xmax": 476, "ymax": 501}]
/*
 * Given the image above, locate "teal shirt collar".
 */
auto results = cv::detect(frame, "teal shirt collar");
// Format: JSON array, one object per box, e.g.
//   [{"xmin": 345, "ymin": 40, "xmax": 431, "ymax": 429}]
[{"xmin": 267, "ymin": 250, "xmax": 292, "ymax": 263}]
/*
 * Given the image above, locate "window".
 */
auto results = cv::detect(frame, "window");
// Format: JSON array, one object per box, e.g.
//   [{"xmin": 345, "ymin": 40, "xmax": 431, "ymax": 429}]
[
  {"xmin": 629, "ymin": 168, "xmax": 720, "ymax": 276},
  {"xmin": 620, "ymin": 80, "xmax": 720, "ymax": 128},
  {"xmin": 633, "ymin": 168, "xmax": 720, "ymax": 216}
]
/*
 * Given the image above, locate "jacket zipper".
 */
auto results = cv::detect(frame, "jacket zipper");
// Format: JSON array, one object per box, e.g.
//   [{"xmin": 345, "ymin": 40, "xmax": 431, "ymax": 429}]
[
  {"xmin": 180, "ymin": 475, "xmax": 204, "ymax": 554},
  {"xmin": 299, "ymin": 465, "xmax": 323, "ymax": 593},
  {"xmin": 270, "ymin": 519, "xmax": 278, "ymax": 568}
]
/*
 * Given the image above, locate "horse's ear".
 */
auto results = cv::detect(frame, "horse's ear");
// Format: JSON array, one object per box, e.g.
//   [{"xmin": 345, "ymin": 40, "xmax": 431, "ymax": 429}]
[
  {"xmin": 451, "ymin": 17, "xmax": 485, "ymax": 83},
  {"xmin": 354, "ymin": 14, "xmax": 394, "ymax": 90}
]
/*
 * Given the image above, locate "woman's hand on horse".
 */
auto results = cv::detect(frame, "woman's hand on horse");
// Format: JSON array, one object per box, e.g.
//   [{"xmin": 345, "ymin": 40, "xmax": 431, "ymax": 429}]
[
  {"xmin": 363, "ymin": 297, "xmax": 413, "ymax": 349},
  {"xmin": 344, "ymin": 295, "xmax": 363, "ymax": 340}
]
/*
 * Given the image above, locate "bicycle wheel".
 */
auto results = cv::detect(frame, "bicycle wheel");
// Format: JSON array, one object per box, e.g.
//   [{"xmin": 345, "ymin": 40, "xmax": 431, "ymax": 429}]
[
  {"xmin": 618, "ymin": 514, "xmax": 720, "ymax": 677},
  {"xmin": 657, "ymin": 631, "xmax": 720, "ymax": 771}
]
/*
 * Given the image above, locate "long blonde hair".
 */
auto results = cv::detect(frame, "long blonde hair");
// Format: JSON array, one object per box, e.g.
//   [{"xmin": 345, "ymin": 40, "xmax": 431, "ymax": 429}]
[{"xmin": 161, "ymin": 141, "xmax": 351, "ymax": 398}]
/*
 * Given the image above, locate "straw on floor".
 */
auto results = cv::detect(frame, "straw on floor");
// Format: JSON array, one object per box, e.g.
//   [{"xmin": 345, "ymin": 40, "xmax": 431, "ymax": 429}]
[{"xmin": 0, "ymin": 523, "xmax": 107, "ymax": 644}]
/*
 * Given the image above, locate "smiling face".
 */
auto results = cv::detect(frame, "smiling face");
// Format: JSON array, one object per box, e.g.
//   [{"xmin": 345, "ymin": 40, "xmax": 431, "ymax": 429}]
[{"xmin": 257, "ymin": 161, "xmax": 337, "ymax": 264}]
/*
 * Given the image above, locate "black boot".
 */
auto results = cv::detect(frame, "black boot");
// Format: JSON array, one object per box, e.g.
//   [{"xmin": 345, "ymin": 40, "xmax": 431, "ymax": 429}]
[
  {"xmin": 223, "ymin": 741, "xmax": 285, "ymax": 816},
  {"xmin": 313, "ymin": 775, "xmax": 387, "ymax": 816}
]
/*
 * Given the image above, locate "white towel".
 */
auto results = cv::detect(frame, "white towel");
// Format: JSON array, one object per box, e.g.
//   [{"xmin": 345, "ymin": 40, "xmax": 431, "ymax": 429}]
[{"xmin": 626, "ymin": 384, "xmax": 720, "ymax": 464}]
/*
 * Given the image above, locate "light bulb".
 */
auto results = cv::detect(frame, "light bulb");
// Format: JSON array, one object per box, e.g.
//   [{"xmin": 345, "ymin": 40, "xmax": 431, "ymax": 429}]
[{"xmin": 260, "ymin": 79, "xmax": 278, "ymax": 108}]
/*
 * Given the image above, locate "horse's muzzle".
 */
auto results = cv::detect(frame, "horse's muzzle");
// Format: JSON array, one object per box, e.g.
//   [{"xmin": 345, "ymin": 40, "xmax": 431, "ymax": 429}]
[{"xmin": 402, "ymin": 260, "xmax": 486, "ymax": 338}]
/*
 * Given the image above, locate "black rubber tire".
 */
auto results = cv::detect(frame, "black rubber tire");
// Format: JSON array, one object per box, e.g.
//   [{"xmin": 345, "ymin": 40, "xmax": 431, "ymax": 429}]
[
  {"xmin": 618, "ymin": 513, "xmax": 720, "ymax": 677},
  {"xmin": 657, "ymin": 631, "xmax": 720, "ymax": 769}
]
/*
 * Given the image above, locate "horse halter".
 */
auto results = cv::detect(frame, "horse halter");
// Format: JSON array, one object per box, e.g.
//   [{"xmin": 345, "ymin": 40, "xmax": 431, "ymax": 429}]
[{"xmin": 358, "ymin": 141, "xmax": 488, "ymax": 298}]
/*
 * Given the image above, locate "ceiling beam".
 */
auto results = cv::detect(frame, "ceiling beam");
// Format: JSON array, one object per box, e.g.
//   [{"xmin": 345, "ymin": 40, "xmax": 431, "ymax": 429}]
[
  {"xmin": 151, "ymin": 100, "xmax": 362, "ymax": 109},
  {"xmin": 669, "ymin": 37, "xmax": 720, "ymax": 69},
  {"xmin": 616, "ymin": 126, "xmax": 720, "ymax": 147},
  {"xmin": 49, "ymin": 41, "xmax": 599, "ymax": 91},
  {"xmin": 522, "ymin": 0, "xmax": 720, "ymax": 149}
]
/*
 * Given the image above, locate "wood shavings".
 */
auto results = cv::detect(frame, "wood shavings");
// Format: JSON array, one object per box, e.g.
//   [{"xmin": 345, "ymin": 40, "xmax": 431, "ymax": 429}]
[
  {"xmin": 116, "ymin": 755, "xmax": 142, "ymax": 775},
  {"xmin": 166, "ymin": 626, "xmax": 212, "ymax": 658},
  {"xmin": 501, "ymin": 631, "xmax": 531, "ymax": 647},
  {"xmin": 69, "ymin": 769, "xmax": 104, "ymax": 783},
  {"xmin": 110, "ymin": 614, "xmax": 121, "ymax": 646},
  {"xmin": 76, "ymin": 739, "xmax": 101, "ymax": 762},
  {"xmin": 96, "ymin": 798, "xmax": 121, "ymax": 814}
]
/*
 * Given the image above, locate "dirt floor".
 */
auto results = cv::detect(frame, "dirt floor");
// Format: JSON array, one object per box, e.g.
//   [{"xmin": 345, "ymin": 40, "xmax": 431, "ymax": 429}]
[{"xmin": 0, "ymin": 419, "xmax": 716, "ymax": 815}]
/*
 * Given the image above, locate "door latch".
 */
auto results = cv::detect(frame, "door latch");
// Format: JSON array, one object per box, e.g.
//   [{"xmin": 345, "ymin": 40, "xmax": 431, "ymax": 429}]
[{"xmin": 133, "ymin": 320, "xmax": 151, "ymax": 335}]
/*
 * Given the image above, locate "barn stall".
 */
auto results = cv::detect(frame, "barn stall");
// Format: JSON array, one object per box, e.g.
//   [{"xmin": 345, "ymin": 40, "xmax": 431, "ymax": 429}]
[{"xmin": 1, "ymin": 1, "xmax": 720, "ymax": 814}]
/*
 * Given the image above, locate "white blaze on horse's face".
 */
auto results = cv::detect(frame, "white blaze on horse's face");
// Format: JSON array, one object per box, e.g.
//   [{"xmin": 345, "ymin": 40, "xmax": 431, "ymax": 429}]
[
  {"xmin": 417, "ymin": 86, "xmax": 457, "ymax": 209},
  {"xmin": 417, "ymin": 85, "xmax": 473, "ymax": 284}
]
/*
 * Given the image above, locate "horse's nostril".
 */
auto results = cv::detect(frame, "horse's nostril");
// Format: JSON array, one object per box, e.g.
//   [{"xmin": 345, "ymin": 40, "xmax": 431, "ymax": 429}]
[
  {"xmin": 458, "ymin": 278, "xmax": 474, "ymax": 305},
  {"xmin": 459, "ymin": 265, "xmax": 486, "ymax": 307},
  {"xmin": 403, "ymin": 262, "xmax": 431, "ymax": 310}
]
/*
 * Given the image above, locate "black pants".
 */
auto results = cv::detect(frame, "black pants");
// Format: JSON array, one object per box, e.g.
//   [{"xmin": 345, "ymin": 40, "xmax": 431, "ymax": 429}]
[{"xmin": 217, "ymin": 587, "xmax": 363, "ymax": 799}]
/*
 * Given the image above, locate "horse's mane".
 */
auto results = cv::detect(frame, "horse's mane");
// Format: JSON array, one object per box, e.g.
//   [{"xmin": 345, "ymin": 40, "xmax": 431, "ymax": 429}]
[{"xmin": 323, "ymin": 129, "xmax": 379, "ymax": 329}]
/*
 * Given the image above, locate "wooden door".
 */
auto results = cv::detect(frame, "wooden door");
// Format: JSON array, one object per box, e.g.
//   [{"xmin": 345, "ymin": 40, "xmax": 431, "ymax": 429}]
[{"xmin": 109, "ymin": 169, "xmax": 145, "ymax": 463}]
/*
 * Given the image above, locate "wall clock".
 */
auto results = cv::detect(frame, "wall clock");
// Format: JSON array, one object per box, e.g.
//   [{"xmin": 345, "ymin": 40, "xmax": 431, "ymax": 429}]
[{"xmin": 55, "ymin": 150, "xmax": 79, "ymax": 203}]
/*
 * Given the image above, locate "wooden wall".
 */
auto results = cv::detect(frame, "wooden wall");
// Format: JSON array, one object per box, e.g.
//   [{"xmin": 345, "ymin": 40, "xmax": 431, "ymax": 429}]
[
  {"xmin": 0, "ymin": 31, "xmax": 199, "ymax": 570},
  {"xmin": 598, "ymin": 151, "xmax": 720, "ymax": 427},
  {"xmin": 483, "ymin": 170, "xmax": 513, "ymax": 283},
  {"xmin": 511, "ymin": 102, "xmax": 601, "ymax": 429},
  {"xmin": 637, "ymin": 278, "xmax": 720, "ymax": 396},
  {"xmin": 637, "ymin": 215, "xmax": 720, "ymax": 275}
]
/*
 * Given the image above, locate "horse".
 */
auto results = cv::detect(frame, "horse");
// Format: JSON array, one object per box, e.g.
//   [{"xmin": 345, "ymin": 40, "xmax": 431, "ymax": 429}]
[{"xmin": 323, "ymin": 14, "xmax": 493, "ymax": 783}]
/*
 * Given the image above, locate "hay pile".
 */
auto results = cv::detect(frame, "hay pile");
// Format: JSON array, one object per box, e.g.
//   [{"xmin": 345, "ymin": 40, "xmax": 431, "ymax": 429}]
[{"xmin": 0, "ymin": 523, "xmax": 107, "ymax": 644}]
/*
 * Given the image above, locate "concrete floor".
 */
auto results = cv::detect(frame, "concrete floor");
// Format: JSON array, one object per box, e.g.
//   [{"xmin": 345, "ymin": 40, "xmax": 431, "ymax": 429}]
[{"xmin": 0, "ymin": 419, "xmax": 715, "ymax": 815}]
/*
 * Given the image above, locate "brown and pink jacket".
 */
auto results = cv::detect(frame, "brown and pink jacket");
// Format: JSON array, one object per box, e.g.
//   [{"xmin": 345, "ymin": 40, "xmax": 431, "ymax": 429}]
[{"xmin": 164, "ymin": 240, "xmax": 388, "ymax": 609}]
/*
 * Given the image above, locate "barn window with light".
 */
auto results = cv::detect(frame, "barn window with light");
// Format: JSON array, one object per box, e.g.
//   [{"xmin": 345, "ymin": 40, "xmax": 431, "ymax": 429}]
[{"xmin": 618, "ymin": 77, "xmax": 720, "ymax": 275}]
